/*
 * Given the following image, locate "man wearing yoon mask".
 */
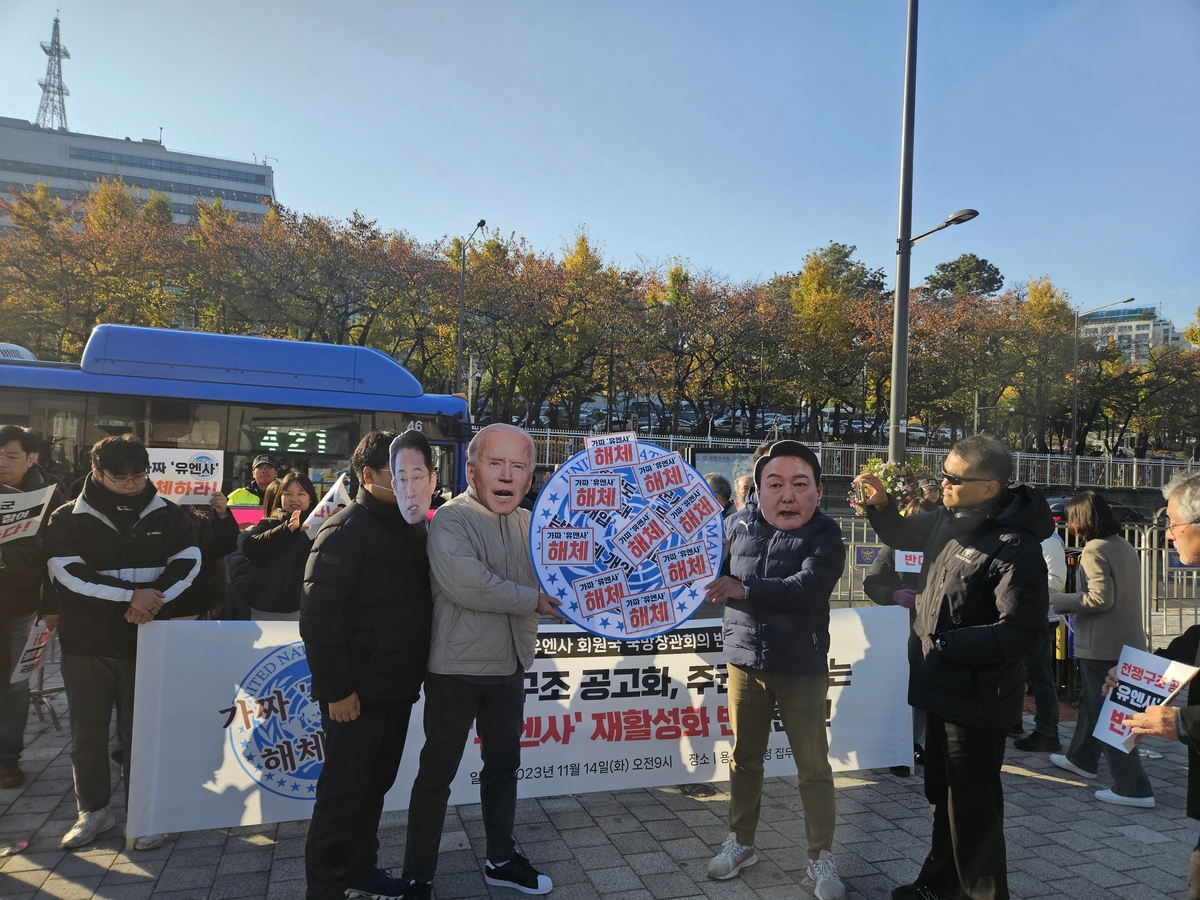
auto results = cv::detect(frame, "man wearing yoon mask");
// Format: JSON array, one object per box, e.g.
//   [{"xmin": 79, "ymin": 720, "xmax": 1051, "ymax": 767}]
[{"xmin": 300, "ymin": 430, "xmax": 436, "ymax": 900}]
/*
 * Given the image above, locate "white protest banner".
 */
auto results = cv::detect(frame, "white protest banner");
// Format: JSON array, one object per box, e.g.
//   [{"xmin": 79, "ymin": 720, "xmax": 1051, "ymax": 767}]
[
  {"xmin": 10, "ymin": 621, "xmax": 54, "ymax": 683},
  {"xmin": 146, "ymin": 449, "xmax": 223, "ymax": 506},
  {"xmin": 1093, "ymin": 644, "xmax": 1198, "ymax": 752},
  {"xmin": 0, "ymin": 485, "xmax": 56, "ymax": 545},
  {"xmin": 895, "ymin": 551, "xmax": 924, "ymax": 574},
  {"xmin": 127, "ymin": 607, "xmax": 911, "ymax": 839},
  {"xmin": 306, "ymin": 474, "xmax": 352, "ymax": 534},
  {"xmin": 532, "ymin": 439, "xmax": 723, "ymax": 640}
]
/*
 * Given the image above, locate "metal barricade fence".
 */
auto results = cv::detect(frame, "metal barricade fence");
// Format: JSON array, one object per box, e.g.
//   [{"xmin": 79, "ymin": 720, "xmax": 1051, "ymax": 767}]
[{"xmin": 827, "ymin": 518, "xmax": 1200, "ymax": 648}]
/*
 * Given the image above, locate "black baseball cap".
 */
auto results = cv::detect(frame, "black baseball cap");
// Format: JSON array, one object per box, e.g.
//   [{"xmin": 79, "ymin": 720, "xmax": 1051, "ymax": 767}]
[{"xmin": 252, "ymin": 455, "xmax": 278, "ymax": 470}]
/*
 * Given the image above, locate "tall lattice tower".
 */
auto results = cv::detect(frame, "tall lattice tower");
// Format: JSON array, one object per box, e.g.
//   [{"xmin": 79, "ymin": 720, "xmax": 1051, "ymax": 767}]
[{"xmin": 36, "ymin": 15, "xmax": 70, "ymax": 131}]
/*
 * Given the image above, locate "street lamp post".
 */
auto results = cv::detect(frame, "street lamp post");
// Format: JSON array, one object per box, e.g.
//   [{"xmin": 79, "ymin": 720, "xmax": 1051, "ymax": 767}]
[
  {"xmin": 455, "ymin": 219, "xmax": 487, "ymax": 394},
  {"xmin": 1070, "ymin": 296, "xmax": 1134, "ymax": 492},
  {"xmin": 885, "ymin": 0, "xmax": 980, "ymax": 462}
]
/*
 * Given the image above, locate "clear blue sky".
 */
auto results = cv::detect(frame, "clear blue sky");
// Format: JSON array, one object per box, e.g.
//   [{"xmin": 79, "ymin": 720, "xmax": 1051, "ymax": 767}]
[{"xmin": 2, "ymin": 1, "xmax": 1197, "ymax": 326}]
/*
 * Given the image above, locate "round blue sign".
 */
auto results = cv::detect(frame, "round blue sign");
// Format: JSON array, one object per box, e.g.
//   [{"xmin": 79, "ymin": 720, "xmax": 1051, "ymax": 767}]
[
  {"xmin": 227, "ymin": 642, "xmax": 324, "ymax": 799},
  {"xmin": 529, "ymin": 435, "xmax": 725, "ymax": 640}
]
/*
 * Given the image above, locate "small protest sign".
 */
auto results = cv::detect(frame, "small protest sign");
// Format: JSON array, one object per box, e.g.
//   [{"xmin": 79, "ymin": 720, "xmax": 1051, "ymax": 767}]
[
  {"xmin": 0, "ymin": 486, "xmax": 56, "ymax": 545},
  {"xmin": 306, "ymin": 474, "xmax": 352, "ymax": 535},
  {"xmin": 146, "ymin": 449, "xmax": 224, "ymax": 506},
  {"xmin": 10, "ymin": 620, "xmax": 54, "ymax": 684},
  {"xmin": 569, "ymin": 475, "xmax": 622, "ymax": 511},
  {"xmin": 585, "ymin": 432, "xmax": 639, "ymax": 470},
  {"xmin": 541, "ymin": 527, "xmax": 596, "ymax": 567},
  {"xmin": 571, "ymin": 569, "xmax": 629, "ymax": 619},
  {"xmin": 1093, "ymin": 644, "xmax": 1198, "ymax": 753},
  {"xmin": 895, "ymin": 551, "xmax": 924, "ymax": 574}
]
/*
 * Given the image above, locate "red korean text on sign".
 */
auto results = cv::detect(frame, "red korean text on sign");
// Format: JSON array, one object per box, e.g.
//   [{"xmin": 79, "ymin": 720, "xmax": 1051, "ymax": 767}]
[
  {"xmin": 585, "ymin": 432, "xmax": 638, "ymax": 470},
  {"xmin": 657, "ymin": 541, "xmax": 713, "ymax": 588},
  {"xmin": 612, "ymin": 509, "xmax": 670, "ymax": 568},
  {"xmin": 634, "ymin": 452, "xmax": 687, "ymax": 498},
  {"xmin": 666, "ymin": 485, "xmax": 719, "ymax": 540},
  {"xmin": 622, "ymin": 588, "xmax": 676, "ymax": 635},
  {"xmin": 572, "ymin": 569, "xmax": 630, "ymax": 619},
  {"xmin": 540, "ymin": 527, "xmax": 595, "ymax": 567},
  {"xmin": 569, "ymin": 474, "xmax": 622, "ymax": 511}
]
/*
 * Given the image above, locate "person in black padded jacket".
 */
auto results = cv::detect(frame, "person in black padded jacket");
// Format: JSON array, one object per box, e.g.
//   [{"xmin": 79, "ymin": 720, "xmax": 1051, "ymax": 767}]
[
  {"xmin": 857, "ymin": 435, "xmax": 1053, "ymax": 900},
  {"xmin": 240, "ymin": 473, "xmax": 318, "ymax": 621},
  {"xmin": 300, "ymin": 431, "xmax": 435, "ymax": 900}
]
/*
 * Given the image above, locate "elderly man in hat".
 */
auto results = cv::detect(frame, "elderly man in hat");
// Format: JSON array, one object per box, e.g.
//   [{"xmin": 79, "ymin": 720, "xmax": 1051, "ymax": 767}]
[{"xmin": 703, "ymin": 440, "xmax": 848, "ymax": 900}]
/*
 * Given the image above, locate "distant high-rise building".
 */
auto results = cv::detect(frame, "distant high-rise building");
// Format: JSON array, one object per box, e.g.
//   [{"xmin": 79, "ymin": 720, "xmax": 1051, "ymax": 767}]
[
  {"xmin": 2, "ymin": 16, "xmax": 275, "ymax": 223},
  {"xmin": 1079, "ymin": 305, "xmax": 1193, "ymax": 364}
]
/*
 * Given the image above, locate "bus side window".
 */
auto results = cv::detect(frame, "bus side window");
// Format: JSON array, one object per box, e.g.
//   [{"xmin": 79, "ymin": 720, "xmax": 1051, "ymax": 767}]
[
  {"xmin": 31, "ymin": 392, "xmax": 86, "ymax": 486},
  {"xmin": 149, "ymin": 401, "xmax": 226, "ymax": 450}
]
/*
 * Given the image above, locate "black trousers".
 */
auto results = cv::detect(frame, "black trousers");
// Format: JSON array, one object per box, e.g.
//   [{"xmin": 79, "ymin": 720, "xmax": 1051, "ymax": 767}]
[
  {"xmin": 403, "ymin": 673, "xmax": 524, "ymax": 883},
  {"xmin": 305, "ymin": 703, "xmax": 413, "ymax": 900},
  {"xmin": 918, "ymin": 712, "xmax": 1009, "ymax": 900},
  {"xmin": 61, "ymin": 653, "xmax": 136, "ymax": 813}
]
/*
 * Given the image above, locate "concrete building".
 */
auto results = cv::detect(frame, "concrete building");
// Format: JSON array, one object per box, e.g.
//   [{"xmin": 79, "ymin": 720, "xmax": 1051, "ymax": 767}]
[
  {"xmin": 0, "ymin": 115, "xmax": 274, "ymax": 222},
  {"xmin": 1079, "ymin": 304, "xmax": 1192, "ymax": 364}
]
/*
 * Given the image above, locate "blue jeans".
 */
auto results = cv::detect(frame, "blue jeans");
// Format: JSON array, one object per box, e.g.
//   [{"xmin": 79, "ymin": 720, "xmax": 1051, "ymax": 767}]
[
  {"xmin": 1025, "ymin": 630, "xmax": 1060, "ymax": 738},
  {"xmin": 0, "ymin": 613, "xmax": 37, "ymax": 762}
]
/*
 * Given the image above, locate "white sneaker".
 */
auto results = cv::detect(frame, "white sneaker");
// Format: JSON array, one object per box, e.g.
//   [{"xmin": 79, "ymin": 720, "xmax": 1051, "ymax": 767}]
[
  {"xmin": 61, "ymin": 809, "xmax": 116, "ymax": 849},
  {"xmin": 707, "ymin": 832, "xmax": 757, "ymax": 880},
  {"xmin": 1049, "ymin": 753, "xmax": 1098, "ymax": 780},
  {"xmin": 134, "ymin": 833, "xmax": 165, "ymax": 850},
  {"xmin": 1095, "ymin": 788, "xmax": 1155, "ymax": 808},
  {"xmin": 806, "ymin": 850, "xmax": 846, "ymax": 900}
]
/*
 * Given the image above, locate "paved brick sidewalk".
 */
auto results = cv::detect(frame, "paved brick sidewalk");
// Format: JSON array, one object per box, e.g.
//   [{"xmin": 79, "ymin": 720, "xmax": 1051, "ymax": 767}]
[{"xmin": 1, "ymin": 664, "xmax": 1195, "ymax": 900}]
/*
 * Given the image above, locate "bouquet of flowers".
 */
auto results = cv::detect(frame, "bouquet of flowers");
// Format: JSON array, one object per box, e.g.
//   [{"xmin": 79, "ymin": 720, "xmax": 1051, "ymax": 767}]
[{"xmin": 848, "ymin": 455, "xmax": 933, "ymax": 516}]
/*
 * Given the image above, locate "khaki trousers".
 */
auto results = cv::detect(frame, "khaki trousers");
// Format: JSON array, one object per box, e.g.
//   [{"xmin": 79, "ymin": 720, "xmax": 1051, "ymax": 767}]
[{"xmin": 726, "ymin": 663, "xmax": 835, "ymax": 859}]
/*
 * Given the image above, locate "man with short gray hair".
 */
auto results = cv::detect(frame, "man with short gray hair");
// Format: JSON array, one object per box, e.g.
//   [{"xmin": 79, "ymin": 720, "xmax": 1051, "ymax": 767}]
[
  {"xmin": 402, "ymin": 424, "xmax": 561, "ymax": 898},
  {"xmin": 1124, "ymin": 470, "xmax": 1200, "ymax": 900}
]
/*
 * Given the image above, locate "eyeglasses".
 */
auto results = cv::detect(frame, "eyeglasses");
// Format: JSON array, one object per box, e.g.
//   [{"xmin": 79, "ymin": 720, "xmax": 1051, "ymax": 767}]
[
  {"xmin": 940, "ymin": 469, "xmax": 993, "ymax": 486},
  {"xmin": 393, "ymin": 472, "xmax": 430, "ymax": 491},
  {"xmin": 102, "ymin": 471, "xmax": 148, "ymax": 488},
  {"xmin": 1166, "ymin": 519, "xmax": 1199, "ymax": 538}
]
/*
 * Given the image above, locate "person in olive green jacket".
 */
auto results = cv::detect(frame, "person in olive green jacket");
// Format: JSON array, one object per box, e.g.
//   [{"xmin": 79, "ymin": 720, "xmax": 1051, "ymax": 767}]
[
  {"xmin": 1049, "ymin": 490, "xmax": 1153, "ymax": 808},
  {"xmin": 402, "ymin": 424, "xmax": 563, "ymax": 900}
]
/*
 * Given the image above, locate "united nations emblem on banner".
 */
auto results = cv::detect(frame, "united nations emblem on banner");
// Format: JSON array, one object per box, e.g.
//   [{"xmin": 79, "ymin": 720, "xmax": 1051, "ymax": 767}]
[{"xmin": 219, "ymin": 642, "xmax": 324, "ymax": 799}]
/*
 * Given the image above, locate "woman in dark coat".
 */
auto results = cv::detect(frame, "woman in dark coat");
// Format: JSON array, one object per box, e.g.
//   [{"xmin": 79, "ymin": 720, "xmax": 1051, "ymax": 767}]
[{"xmin": 239, "ymin": 473, "xmax": 318, "ymax": 621}]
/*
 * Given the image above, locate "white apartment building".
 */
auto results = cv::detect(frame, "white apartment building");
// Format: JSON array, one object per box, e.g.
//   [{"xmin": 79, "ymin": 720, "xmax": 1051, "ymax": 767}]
[
  {"xmin": 1079, "ymin": 305, "xmax": 1192, "ymax": 364},
  {"xmin": 0, "ymin": 115, "xmax": 274, "ymax": 223}
]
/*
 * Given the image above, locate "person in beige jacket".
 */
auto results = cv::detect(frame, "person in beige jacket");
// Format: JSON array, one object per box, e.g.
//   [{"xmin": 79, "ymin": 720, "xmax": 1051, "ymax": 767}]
[
  {"xmin": 402, "ymin": 424, "xmax": 562, "ymax": 899},
  {"xmin": 1048, "ymin": 490, "xmax": 1154, "ymax": 808}
]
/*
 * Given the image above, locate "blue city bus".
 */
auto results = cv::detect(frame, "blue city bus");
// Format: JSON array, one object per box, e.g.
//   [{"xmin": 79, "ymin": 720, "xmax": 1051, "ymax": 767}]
[{"xmin": 0, "ymin": 324, "xmax": 469, "ymax": 499}]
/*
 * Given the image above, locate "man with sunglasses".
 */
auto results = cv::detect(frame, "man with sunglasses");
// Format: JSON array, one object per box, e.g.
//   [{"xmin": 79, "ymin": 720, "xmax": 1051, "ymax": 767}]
[
  {"xmin": 1122, "ymin": 470, "xmax": 1200, "ymax": 900},
  {"xmin": 44, "ymin": 434, "xmax": 201, "ymax": 850},
  {"xmin": 855, "ymin": 435, "xmax": 1053, "ymax": 900}
]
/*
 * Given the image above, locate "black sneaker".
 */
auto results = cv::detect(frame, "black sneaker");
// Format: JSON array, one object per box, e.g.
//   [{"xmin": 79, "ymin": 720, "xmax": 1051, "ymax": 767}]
[
  {"xmin": 1008, "ymin": 723, "xmax": 1025, "ymax": 736},
  {"xmin": 405, "ymin": 881, "xmax": 432, "ymax": 900},
  {"xmin": 345, "ymin": 868, "xmax": 406, "ymax": 900},
  {"xmin": 890, "ymin": 764, "xmax": 912, "ymax": 777},
  {"xmin": 484, "ymin": 852, "xmax": 553, "ymax": 894},
  {"xmin": 1013, "ymin": 731, "xmax": 1062, "ymax": 752},
  {"xmin": 913, "ymin": 744, "xmax": 925, "ymax": 766}
]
